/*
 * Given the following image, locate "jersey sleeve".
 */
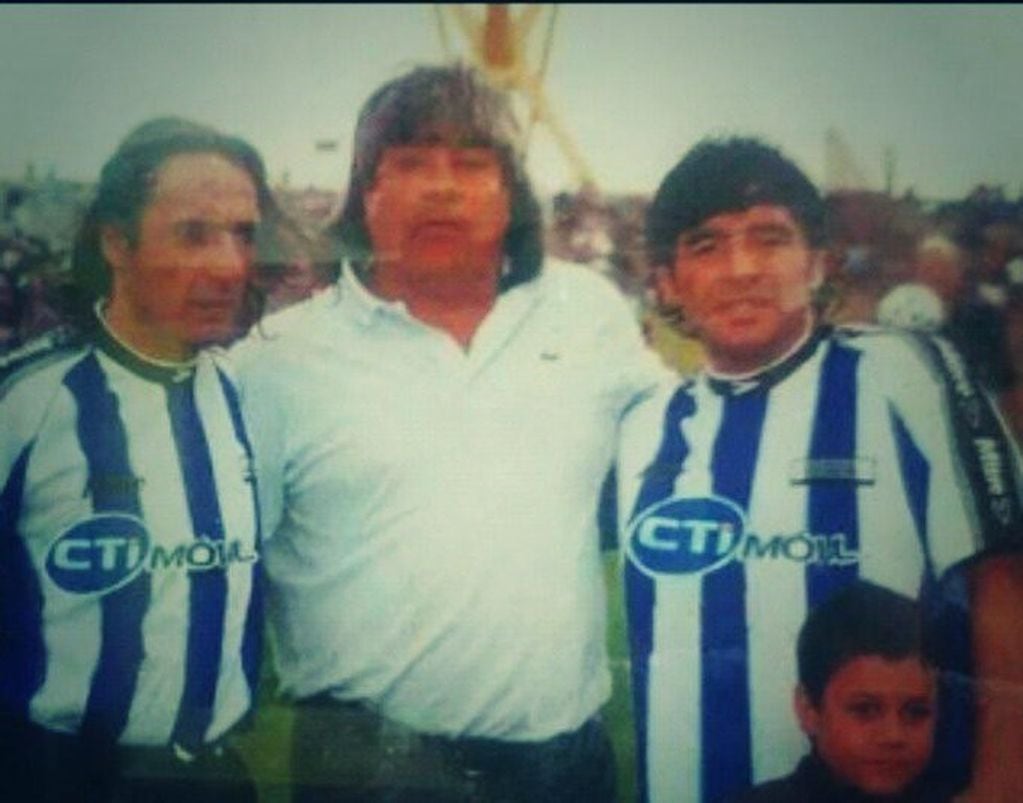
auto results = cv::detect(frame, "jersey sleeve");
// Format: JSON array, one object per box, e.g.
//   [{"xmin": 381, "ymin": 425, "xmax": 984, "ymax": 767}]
[
  {"xmin": 0, "ymin": 356, "xmax": 72, "ymax": 507},
  {"xmin": 875, "ymin": 331, "xmax": 1023, "ymax": 574}
]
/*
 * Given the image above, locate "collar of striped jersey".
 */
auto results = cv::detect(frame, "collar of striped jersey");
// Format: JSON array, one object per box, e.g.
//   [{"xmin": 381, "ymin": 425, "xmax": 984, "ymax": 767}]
[
  {"xmin": 93, "ymin": 302, "xmax": 197, "ymax": 384},
  {"xmin": 706, "ymin": 325, "xmax": 829, "ymax": 397}
]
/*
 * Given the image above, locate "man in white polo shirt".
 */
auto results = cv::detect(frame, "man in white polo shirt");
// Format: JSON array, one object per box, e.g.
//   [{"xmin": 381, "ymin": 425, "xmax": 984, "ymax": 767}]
[{"xmin": 234, "ymin": 65, "xmax": 666, "ymax": 802}]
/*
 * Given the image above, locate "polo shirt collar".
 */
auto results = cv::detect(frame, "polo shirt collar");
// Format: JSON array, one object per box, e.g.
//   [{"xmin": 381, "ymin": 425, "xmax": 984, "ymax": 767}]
[
  {"xmin": 339, "ymin": 260, "xmax": 539, "ymax": 331},
  {"xmin": 340, "ymin": 263, "xmax": 411, "ymax": 327}
]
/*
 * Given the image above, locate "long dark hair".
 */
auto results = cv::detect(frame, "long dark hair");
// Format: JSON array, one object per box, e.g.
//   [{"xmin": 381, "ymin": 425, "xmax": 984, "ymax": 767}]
[
  {"xmin": 327, "ymin": 65, "xmax": 543, "ymax": 292},
  {"xmin": 69, "ymin": 116, "xmax": 281, "ymax": 329}
]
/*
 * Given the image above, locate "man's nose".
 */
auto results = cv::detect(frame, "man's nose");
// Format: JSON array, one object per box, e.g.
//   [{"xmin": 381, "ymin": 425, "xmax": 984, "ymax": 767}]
[
  {"xmin": 723, "ymin": 239, "xmax": 758, "ymax": 278},
  {"xmin": 423, "ymin": 155, "xmax": 460, "ymax": 196},
  {"xmin": 206, "ymin": 231, "xmax": 251, "ymax": 281}
]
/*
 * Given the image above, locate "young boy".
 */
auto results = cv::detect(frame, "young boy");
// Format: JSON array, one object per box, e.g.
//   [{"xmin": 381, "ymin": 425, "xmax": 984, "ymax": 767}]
[{"xmin": 728, "ymin": 581, "xmax": 950, "ymax": 803}]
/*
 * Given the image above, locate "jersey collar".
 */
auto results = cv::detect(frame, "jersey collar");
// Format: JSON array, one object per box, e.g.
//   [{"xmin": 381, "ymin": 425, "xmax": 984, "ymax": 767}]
[
  {"xmin": 706, "ymin": 324, "xmax": 829, "ymax": 397},
  {"xmin": 93, "ymin": 302, "xmax": 197, "ymax": 384}
]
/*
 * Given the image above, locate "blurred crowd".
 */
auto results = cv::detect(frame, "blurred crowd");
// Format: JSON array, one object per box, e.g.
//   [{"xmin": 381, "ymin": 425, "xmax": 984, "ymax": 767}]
[{"xmin": 5, "ymin": 174, "xmax": 1023, "ymax": 436}]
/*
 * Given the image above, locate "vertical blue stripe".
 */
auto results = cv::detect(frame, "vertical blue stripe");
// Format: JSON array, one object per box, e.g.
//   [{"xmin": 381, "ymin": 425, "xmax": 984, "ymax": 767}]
[
  {"xmin": 625, "ymin": 560, "xmax": 653, "ymax": 803},
  {"xmin": 703, "ymin": 389, "xmax": 767, "ymax": 803},
  {"xmin": 805, "ymin": 343, "xmax": 861, "ymax": 608},
  {"xmin": 215, "ymin": 368, "xmax": 264, "ymax": 704},
  {"xmin": 0, "ymin": 444, "xmax": 46, "ymax": 716},
  {"xmin": 626, "ymin": 386, "xmax": 694, "ymax": 803},
  {"xmin": 64, "ymin": 355, "xmax": 150, "ymax": 742},
  {"xmin": 165, "ymin": 377, "xmax": 228, "ymax": 751},
  {"xmin": 889, "ymin": 407, "xmax": 933, "ymax": 583}
]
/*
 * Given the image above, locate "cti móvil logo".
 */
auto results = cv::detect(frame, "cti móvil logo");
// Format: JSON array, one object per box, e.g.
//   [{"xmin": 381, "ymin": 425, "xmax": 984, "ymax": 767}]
[
  {"xmin": 46, "ymin": 514, "xmax": 258, "ymax": 595},
  {"xmin": 627, "ymin": 495, "xmax": 858, "ymax": 578}
]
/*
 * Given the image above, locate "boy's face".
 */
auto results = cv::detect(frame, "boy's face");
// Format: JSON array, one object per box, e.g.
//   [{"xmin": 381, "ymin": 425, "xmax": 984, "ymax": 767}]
[{"xmin": 796, "ymin": 655, "xmax": 936, "ymax": 796}]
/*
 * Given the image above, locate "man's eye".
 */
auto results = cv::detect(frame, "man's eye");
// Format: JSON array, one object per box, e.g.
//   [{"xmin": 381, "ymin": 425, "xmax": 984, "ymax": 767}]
[
  {"xmin": 178, "ymin": 221, "xmax": 212, "ymax": 245},
  {"xmin": 752, "ymin": 229, "xmax": 793, "ymax": 247},
  {"xmin": 454, "ymin": 151, "xmax": 496, "ymax": 171},
  {"xmin": 392, "ymin": 152, "xmax": 430, "ymax": 171},
  {"xmin": 683, "ymin": 238, "xmax": 717, "ymax": 256},
  {"xmin": 235, "ymin": 223, "xmax": 257, "ymax": 246},
  {"xmin": 847, "ymin": 700, "xmax": 881, "ymax": 720}
]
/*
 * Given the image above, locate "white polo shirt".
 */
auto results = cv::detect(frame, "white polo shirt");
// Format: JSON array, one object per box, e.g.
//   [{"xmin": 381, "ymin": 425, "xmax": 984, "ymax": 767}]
[{"xmin": 234, "ymin": 260, "xmax": 666, "ymax": 740}]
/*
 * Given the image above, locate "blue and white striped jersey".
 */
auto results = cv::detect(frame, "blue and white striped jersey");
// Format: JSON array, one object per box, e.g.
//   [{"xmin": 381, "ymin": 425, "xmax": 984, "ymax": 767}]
[
  {"xmin": 619, "ymin": 325, "xmax": 1022, "ymax": 803},
  {"xmin": 0, "ymin": 320, "xmax": 262, "ymax": 750}
]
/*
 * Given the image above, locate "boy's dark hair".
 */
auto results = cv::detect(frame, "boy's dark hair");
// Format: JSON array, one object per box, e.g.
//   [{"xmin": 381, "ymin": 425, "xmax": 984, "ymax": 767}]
[
  {"xmin": 328, "ymin": 64, "xmax": 543, "ymax": 292},
  {"xmin": 798, "ymin": 581, "xmax": 929, "ymax": 706},
  {"xmin": 645, "ymin": 136, "xmax": 826, "ymax": 267}
]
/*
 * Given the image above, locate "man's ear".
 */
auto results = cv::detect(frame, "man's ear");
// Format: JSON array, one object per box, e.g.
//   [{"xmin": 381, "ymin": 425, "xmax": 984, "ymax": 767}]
[
  {"xmin": 100, "ymin": 225, "xmax": 131, "ymax": 274},
  {"xmin": 808, "ymin": 250, "xmax": 825, "ymax": 292},
  {"xmin": 794, "ymin": 684, "xmax": 820, "ymax": 739},
  {"xmin": 652, "ymin": 263, "xmax": 682, "ymax": 311}
]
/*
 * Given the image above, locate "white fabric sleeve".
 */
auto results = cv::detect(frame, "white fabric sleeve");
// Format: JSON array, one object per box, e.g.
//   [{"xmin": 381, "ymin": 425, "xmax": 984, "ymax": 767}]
[{"xmin": 230, "ymin": 337, "xmax": 286, "ymax": 541}]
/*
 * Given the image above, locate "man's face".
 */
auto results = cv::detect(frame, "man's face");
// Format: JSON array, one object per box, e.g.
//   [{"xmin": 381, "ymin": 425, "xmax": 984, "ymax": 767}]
[
  {"xmin": 664, "ymin": 204, "xmax": 821, "ymax": 374},
  {"xmin": 363, "ymin": 144, "xmax": 511, "ymax": 287},
  {"xmin": 796, "ymin": 656, "xmax": 936, "ymax": 796},
  {"xmin": 104, "ymin": 152, "xmax": 259, "ymax": 360}
]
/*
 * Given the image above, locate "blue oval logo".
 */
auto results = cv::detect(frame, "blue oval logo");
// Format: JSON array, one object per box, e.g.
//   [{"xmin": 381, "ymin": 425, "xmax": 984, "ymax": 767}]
[
  {"xmin": 46, "ymin": 514, "xmax": 150, "ymax": 595},
  {"xmin": 626, "ymin": 495, "xmax": 745, "ymax": 577}
]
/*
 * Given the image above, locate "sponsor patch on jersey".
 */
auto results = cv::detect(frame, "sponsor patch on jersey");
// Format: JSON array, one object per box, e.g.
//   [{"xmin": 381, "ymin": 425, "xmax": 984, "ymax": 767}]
[
  {"xmin": 788, "ymin": 457, "xmax": 876, "ymax": 485},
  {"xmin": 627, "ymin": 495, "xmax": 860, "ymax": 578},
  {"xmin": 46, "ymin": 515, "xmax": 259, "ymax": 596},
  {"xmin": 627, "ymin": 495, "xmax": 745, "ymax": 578},
  {"xmin": 46, "ymin": 514, "xmax": 150, "ymax": 595}
]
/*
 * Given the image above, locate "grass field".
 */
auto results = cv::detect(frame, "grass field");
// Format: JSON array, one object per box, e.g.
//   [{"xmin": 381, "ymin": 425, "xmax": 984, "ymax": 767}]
[{"xmin": 233, "ymin": 555, "xmax": 638, "ymax": 802}]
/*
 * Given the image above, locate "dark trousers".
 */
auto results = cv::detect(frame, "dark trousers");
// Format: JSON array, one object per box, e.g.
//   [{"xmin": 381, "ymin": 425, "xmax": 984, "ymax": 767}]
[
  {"xmin": 0, "ymin": 714, "xmax": 256, "ymax": 803},
  {"xmin": 291, "ymin": 696, "xmax": 618, "ymax": 803}
]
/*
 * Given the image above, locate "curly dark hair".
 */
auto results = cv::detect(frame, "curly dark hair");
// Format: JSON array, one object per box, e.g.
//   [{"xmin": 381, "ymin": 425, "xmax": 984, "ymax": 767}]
[{"xmin": 646, "ymin": 136, "xmax": 826, "ymax": 268}]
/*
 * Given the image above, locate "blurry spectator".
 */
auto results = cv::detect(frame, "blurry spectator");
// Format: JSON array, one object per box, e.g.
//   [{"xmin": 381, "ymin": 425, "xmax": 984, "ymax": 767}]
[
  {"xmin": 547, "ymin": 185, "xmax": 614, "ymax": 268},
  {"xmin": 914, "ymin": 233, "xmax": 966, "ymax": 311},
  {"xmin": 822, "ymin": 191, "xmax": 924, "ymax": 325},
  {"xmin": 950, "ymin": 213, "xmax": 1022, "ymax": 395},
  {"xmin": 876, "ymin": 234, "xmax": 963, "ymax": 332},
  {"xmin": 876, "ymin": 282, "xmax": 944, "ymax": 332},
  {"xmin": 19, "ymin": 271, "xmax": 69, "ymax": 342},
  {"xmin": 254, "ymin": 217, "xmax": 335, "ymax": 314},
  {"xmin": 0, "ymin": 269, "xmax": 22, "ymax": 352}
]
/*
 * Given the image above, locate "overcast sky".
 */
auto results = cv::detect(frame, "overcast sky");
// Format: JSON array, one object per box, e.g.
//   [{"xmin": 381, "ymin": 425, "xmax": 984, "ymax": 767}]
[{"xmin": 3, "ymin": 4, "xmax": 1022, "ymax": 200}]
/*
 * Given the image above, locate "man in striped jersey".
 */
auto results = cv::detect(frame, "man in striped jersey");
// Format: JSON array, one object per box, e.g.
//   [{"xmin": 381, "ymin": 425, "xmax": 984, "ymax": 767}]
[
  {"xmin": 620, "ymin": 137, "xmax": 1023, "ymax": 803},
  {"xmin": 0, "ymin": 118, "xmax": 269, "ymax": 802}
]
